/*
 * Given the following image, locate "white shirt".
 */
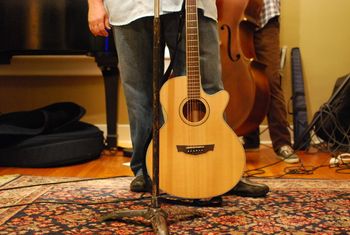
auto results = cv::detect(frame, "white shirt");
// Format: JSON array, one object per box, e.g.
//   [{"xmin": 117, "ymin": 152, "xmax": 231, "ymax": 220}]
[{"xmin": 104, "ymin": 0, "xmax": 217, "ymax": 26}]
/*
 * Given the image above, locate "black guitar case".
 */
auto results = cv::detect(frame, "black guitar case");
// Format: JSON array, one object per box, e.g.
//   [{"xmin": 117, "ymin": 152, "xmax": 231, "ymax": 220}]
[
  {"xmin": 0, "ymin": 102, "xmax": 104, "ymax": 167},
  {"xmin": 290, "ymin": 47, "xmax": 311, "ymax": 150}
]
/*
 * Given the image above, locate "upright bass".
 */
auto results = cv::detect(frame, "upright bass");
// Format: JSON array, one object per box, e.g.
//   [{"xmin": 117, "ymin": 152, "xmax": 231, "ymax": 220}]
[{"xmin": 217, "ymin": 0, "xmax": 270, "ymax": 136}]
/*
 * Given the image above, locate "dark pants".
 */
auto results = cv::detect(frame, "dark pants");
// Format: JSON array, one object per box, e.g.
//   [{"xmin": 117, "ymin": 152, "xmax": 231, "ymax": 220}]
[{"xmin": 244, "ymin": 16, "xmax": 291, "ymax": 152}]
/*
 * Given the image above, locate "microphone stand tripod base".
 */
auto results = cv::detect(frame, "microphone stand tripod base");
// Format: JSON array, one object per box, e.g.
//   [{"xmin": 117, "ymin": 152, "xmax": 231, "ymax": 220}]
[{"xmin": 100, "ymin": 207, "xmax": 169, "ymax": 235}]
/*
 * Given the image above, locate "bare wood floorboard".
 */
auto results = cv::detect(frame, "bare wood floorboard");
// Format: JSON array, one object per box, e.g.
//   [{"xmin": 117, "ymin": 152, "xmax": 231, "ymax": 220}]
[{"xmin": 0, "ymin": 146, "xmax": 349, "ymax": 180}]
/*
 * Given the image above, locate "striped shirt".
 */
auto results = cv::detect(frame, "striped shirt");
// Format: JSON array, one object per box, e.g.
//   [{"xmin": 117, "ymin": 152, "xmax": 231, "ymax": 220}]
[{"xmin": 259, "ymin": 0, "xmax": 280, "ymax": 28}]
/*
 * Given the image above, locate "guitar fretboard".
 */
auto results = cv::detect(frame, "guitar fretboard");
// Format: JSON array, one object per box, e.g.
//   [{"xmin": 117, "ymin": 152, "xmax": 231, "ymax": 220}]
[{"xmin": 186, "ymin": 0, "xmax": 201, "ymax": 99}]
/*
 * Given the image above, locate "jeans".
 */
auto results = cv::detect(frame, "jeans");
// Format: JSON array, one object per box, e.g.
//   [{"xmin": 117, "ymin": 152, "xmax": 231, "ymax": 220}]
[{"xmin": 112, "ymin": 10, "xmax": 223, "ymax": 175}]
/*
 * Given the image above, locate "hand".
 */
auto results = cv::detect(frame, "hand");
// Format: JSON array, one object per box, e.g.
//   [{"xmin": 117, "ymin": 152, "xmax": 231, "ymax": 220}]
[{"xmin": 88, "ymin": 0, "xmax": 111, "ymax": 37}]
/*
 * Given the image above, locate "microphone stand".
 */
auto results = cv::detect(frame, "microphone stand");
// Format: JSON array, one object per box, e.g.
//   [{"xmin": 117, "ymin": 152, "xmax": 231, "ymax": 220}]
[{"xmin": 100, "ymin": 0, "xmax": 169, "ymax": 234}]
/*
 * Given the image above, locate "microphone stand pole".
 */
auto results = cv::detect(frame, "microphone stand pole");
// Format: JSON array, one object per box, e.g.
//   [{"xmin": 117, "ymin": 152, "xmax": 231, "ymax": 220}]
[
  {"xmin": 100, "ymin": 0, "xmax": 169, "ymax": 234},
  {"xmin": 148, "ymin": 0, "xmax": 169, "ymax": 232}
]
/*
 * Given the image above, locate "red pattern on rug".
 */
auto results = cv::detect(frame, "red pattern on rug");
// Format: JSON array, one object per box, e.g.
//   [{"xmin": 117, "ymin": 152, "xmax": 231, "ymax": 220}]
[{"xmin": 0, "ymin": 175, "xmax": 349, "ymax": 234}]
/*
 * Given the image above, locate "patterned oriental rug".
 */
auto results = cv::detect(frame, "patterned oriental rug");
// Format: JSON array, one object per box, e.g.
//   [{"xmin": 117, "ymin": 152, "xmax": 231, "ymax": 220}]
[{"xmin": 0, "ymin": 175, "xmax": 349, "ymax": 234}]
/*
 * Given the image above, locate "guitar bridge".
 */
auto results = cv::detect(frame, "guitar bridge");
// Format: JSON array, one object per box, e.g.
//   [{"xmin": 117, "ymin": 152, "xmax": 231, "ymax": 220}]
[{"xmin": 176, "ymin": 144, "xmax": 215, "ymax": 155}]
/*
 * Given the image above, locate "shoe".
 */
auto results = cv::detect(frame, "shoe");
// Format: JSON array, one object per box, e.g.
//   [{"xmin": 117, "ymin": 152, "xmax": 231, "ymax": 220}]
[
  {"xmin": 243, "ymin": 139, "xmax": 260, "ymax": 152},
  {"xmin": 243, "ymin": 143, "xmax": 260, "ymax": 152},
  {"xmin": 276, "ymin": 145, "xmax": 299, "ymax": 164},
  {"xmin": 130, "ymin": 175, "xmax": 152, "ymax": 192},
  {"xmin": 225, "ymin": 178, "xmax": 269, "ymax": 198},
  {"xmin": 243, "ymin": 130, "xmax": 260, "ymax": 152}
]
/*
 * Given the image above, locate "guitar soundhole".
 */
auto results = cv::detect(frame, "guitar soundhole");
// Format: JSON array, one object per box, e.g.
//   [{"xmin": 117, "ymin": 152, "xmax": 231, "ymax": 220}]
[{"xmin": 182, "ymin": 99, "xmax": 208, "ymax": 124}]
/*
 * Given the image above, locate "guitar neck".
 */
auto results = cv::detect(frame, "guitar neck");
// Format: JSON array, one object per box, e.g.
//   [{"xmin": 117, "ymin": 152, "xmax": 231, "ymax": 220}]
[{"xmin": 186, "ymin": 0, "xmax": 201, "ymax": 99}]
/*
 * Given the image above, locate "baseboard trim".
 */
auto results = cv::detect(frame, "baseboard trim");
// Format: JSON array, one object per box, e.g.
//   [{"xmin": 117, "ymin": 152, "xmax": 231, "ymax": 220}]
[
  {"xmin": 95, "ymin": 124, "xmax": 132, "ymax": 148},
  {"xmin": 94, "ymin": 124, "xmax": 278, "ymax": 149},
  {"xmin": 259, "ymin": 125, "xmax": 273, "ymax": 145}
]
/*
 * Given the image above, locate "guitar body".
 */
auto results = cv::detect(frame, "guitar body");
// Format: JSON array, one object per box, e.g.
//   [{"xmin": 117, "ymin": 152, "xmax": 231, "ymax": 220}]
[{"xmin": 146, "ymin": 76, "xmax": 246, "ymax": 199}]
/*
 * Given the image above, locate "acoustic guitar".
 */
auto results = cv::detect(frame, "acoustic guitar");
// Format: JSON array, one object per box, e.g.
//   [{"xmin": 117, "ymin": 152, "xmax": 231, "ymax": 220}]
[{"xmin": 146, "ymin": 0, "xmax": 246, "ymax": 199}]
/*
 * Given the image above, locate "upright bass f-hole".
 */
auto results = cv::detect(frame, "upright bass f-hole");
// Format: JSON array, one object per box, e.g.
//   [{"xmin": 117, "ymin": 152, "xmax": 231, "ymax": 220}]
[{"xmin": 220, "ymin": 24, "xmax": 240, "ymax": 62}]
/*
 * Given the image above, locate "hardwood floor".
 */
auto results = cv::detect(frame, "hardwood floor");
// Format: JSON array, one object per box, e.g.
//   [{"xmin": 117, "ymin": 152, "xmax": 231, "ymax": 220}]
[{"xmin": 0, "ymin": 145, "xmax": 349, "ymax": 180}]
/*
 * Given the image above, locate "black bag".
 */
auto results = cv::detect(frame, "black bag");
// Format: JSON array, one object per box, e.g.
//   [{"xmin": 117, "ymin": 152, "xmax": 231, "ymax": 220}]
[
  {"xmin": 0, "ymin": 102, "xmax": 104, "ymax": 167},
  {"xmin": 314, "ymin": 74, "xmax": 350, "ymax": 151}
]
